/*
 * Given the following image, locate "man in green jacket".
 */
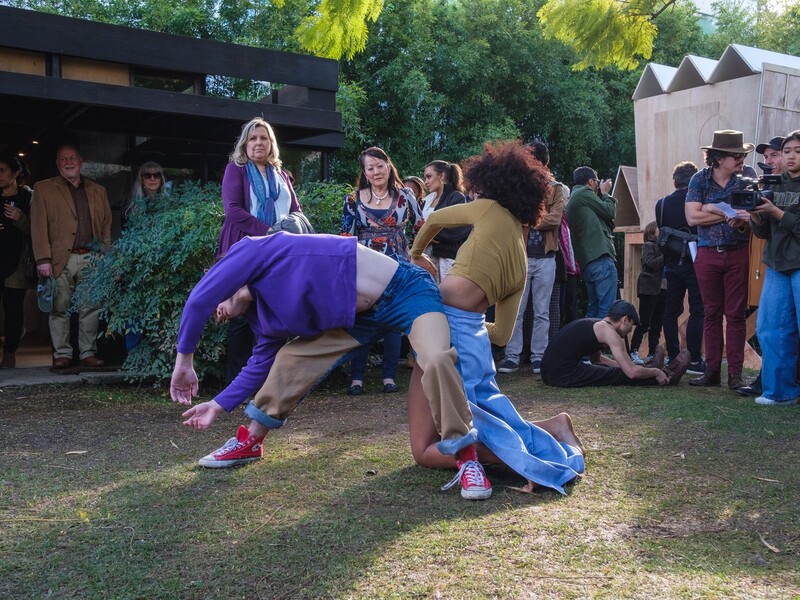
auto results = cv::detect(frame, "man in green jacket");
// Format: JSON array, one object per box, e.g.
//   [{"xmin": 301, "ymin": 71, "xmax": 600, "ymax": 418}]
[{"xmin": 565, "ymin": 166, "xmax": 617, "ymax": 319}]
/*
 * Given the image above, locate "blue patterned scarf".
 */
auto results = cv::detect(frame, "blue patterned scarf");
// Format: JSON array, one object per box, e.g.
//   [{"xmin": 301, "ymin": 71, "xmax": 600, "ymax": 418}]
[{"xmin": 245, "ymin": 161, "xmax": 279, "ymax": 227}]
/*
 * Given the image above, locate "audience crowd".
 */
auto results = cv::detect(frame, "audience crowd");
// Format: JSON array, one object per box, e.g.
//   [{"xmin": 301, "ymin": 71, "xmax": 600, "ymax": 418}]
[
  {"xmin": 3, "ymin": 124, "xmax": 798, "ymax": 414},
  {"xmin": 3, "ymin": 118, "xmax": 798, "ymax": 504}
]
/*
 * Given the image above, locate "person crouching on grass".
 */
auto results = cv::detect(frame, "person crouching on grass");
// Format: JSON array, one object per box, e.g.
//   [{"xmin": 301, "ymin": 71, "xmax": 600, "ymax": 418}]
[{"xmin": 169, "ymin": 231, "xmax": 493, "ymax": 500}]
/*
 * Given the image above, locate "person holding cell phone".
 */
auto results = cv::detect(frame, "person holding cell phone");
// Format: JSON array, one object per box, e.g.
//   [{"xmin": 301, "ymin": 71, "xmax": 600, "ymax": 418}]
[
  {"xmin": 565, "ymin": 166, "xmax": 618, "ymax": 320},
  {"xmin": 0, "ymin": 153, "xmax": 33, "ymax": 368}
]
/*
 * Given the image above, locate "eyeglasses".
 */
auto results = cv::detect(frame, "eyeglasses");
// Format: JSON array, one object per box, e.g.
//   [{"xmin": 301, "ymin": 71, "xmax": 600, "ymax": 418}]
[
  {"xmin": 142, "ymin": 172, "xmax": 161, "ymax": 179},
  {"xmin": 724, "ymin": 153, "xmax": 746, "ymax": 160}
]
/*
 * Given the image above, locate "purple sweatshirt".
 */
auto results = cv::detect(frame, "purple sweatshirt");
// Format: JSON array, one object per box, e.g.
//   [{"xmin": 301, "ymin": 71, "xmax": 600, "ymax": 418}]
[{"xmin": 177, "ymin": 232, "xmax": 358, "ymax": 411}]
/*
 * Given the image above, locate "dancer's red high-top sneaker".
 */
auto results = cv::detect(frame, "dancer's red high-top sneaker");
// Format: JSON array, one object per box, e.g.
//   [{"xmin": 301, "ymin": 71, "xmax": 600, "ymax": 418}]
[
  {"xmin": 198, "ymin": 425, "xmax": 264, "ymax": 468},
  {"xmin": 440, "ymin": 444, "xmax": 492, "ymax": 500}
]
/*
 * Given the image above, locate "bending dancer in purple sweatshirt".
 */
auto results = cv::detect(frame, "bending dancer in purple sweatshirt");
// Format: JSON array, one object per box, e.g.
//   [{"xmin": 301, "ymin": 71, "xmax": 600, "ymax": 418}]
[{"xmin": 170, "ymin": 231, "xmax": 492, "ymax": 499}]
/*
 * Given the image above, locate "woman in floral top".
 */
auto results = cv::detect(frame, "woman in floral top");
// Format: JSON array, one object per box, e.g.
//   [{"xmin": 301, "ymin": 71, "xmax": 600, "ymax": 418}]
[{"xmin": 341, "ymin": 146, "xmax": 423, "ymax": 395}]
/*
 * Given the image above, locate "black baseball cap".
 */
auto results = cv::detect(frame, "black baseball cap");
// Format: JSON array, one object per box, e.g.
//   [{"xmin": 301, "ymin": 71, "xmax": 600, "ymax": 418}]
[
  {"xmin": 606, "ymin": 300, "xmax": 641, "ymax": 326},
  {"xmin": 756, "ymin": 136, "xmax": 785, "ymax": 155}
]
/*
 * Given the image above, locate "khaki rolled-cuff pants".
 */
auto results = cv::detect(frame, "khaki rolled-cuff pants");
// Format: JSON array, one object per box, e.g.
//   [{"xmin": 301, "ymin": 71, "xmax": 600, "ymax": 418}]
[{"xmin": 249, "ymin": 312, "xmax": 473, "ymax": 443}]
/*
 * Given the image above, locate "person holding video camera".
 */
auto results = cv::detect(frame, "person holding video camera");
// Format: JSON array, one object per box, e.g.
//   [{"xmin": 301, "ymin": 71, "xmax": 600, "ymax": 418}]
[
  {"xmin": 736, "ymin": 136, "xmax": 785, "ymax": 397},
  {"xmin": 749, "ymin": 130, "xmax": 800, "ymax": 406},
  {"xmin": 685, "ymin": 130, "xmax": 757, "ymax": 391}
]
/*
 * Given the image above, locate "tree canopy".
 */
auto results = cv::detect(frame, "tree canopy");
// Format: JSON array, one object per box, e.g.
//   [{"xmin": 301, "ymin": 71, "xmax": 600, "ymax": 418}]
[{"xmin": 7, "ymin": 0, "xmax": 800, "ymax": 183}]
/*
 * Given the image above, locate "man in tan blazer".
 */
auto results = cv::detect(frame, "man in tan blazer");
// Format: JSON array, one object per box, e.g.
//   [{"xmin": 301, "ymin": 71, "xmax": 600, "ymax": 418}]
[{"xmin": 31, "ymin": 144, "xmax": 111, "ymax": 370}]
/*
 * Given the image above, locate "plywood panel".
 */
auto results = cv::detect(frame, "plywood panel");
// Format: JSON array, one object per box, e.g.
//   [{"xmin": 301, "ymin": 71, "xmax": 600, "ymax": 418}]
[
  {"xmin": 759, "ymin": 107, "xmax": 800, "ymax": 141},
  {"xmin": 62, "ymin": 57, "xmax": 129, "ymax": 86},
  {"xmin": 761, "ymin": 69, "xmax": 787, "ymax": 107},
  {"xmin": 622, "ymin": 232, "xmax": 643, "ymax": 305},
  {"xmin": 787, "ymin": 74, "xmax": 800, "ymax": 112},
  {"xmin": 0, "ymin": 47, "xmax": 45, "ymax": 75},
  {"xmin": 634, "ymin": 75, "xmax": 761, "ymax": 231},
  {"xmin": 756, "ymin": 66, "xmax": 800, "ymax": 148}
]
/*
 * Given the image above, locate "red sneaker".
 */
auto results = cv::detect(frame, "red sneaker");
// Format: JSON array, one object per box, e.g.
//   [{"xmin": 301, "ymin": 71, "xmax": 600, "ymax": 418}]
[
  {"xmin": 440, "ymin": 444, "xmax": 492, "ymax": 500},
  {"xmin": 198, "ymin": 425, "xmax": 264, "ymax": 468}
]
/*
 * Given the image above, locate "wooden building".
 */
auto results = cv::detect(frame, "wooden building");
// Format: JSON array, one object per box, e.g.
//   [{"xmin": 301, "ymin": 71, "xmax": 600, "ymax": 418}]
[
  {"xmin": 0, "ymin": 5, "xmax": 342, "ymax": 187},
  {"xmin": 0, "ymin": 6, "xmax": 342, "ymax": 357},
  {"xmin": 616, "ymin": 44, "xmax": 800, "ymax": 366}
]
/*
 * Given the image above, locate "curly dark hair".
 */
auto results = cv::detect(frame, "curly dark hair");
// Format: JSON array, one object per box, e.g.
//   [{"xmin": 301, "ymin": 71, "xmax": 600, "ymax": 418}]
[{"xmin": 462, "ymin": 140, "xmax": 552, "ymax": 226}]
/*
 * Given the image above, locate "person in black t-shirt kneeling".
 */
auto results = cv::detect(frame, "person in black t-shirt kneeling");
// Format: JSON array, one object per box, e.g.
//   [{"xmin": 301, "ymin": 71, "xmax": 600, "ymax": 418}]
[{"xmin": 541, "ymin": 300, "xmax": 690, "ymax": 388}]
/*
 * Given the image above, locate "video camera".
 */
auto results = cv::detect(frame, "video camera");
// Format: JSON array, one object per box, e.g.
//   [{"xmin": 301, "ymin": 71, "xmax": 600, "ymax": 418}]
[{"xmin": 729, "ymin": 171, "xmax": 781, "ymax": 210}]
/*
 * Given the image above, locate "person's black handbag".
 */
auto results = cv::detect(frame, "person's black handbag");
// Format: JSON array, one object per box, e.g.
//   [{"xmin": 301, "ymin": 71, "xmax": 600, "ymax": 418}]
[{"xmin": 657, "ymin": 201, "xmax": 697, "ymax": 265}]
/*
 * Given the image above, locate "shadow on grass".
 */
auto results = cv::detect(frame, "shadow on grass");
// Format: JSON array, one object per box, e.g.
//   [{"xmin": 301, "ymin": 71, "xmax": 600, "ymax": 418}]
[
  {"xmin": 0, "ymin": 386, "xmax": 568, "ymax": 598},
  {"xmin": 4, "ymin": 380, "xmax": 799, "ymax": 597}
]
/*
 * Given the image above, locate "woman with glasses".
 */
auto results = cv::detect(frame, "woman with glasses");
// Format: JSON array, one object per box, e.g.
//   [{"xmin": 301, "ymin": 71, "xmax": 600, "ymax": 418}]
[
  {"xmin": 218, "ymin": 117, "xmax": 301, "ymax": 384},
  {"xmin": 123, "ymin": 162, "xmax": 166, "ymax": 224},
  {"xmin": 120, "ymin": 161, "xmax": 169, "ymax": 350}
]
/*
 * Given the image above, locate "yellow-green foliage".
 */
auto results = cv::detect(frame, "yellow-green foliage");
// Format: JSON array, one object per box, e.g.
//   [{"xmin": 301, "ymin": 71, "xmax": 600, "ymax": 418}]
[
  {"xmin": 538, "ymin": 0, "xmax": 660, "ymax": 70},
  {"xmin": 275, "ymin": 0, "xmax": 384, "ymax": 59}
]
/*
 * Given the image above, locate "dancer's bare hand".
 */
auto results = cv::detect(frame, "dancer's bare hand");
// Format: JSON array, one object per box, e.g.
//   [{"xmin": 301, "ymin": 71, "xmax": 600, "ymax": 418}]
[
  {"xmin": 182, "ymin": 401, "xmax": 223, "ymax": 430},
  {"xmin": 170, "ymin": 360, "xmax": 199, "ymax": 405},
  {"xmin": 411, "ymin": 254, "xmax": 437, "ymax": 278}
]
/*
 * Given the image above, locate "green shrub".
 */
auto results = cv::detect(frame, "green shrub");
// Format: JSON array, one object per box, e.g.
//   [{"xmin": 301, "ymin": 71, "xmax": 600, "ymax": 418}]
[
  {"xmin": 73, "ymin": 179, "xmax": 351, "ymax": 383},
  {"xmin": 74, "ymin": 182, "xmax": 227, "ymax": 381},
  {"xmin": 296, "ymin": 181, "xmax": 352, "ymax": 234}
]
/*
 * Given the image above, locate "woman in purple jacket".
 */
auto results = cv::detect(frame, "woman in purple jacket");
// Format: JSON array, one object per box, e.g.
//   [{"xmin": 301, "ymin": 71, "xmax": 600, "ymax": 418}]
[{"xmin": 218, "ymin": 117, "xmax": 301, "ymax": 384}]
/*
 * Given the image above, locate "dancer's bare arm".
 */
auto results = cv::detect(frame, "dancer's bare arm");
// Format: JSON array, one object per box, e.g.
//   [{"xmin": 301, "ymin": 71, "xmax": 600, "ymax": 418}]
[{"xmin": 595, "ymin": 324, "xmax": 667, "ymax": 384}]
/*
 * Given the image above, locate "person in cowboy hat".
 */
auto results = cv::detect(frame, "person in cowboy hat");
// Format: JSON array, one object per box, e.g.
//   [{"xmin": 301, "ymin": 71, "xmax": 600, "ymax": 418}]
[{"xmin": 685, "ymin": 130, "xmax": 757, "ymax": 391}]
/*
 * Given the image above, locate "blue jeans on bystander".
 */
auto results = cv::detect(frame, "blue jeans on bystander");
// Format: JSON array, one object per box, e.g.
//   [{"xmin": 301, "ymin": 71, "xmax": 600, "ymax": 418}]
[
  {"xmin": 756, "ymin": 267, "xmax": 800, "ymax": 402},
  {"xmin": 582, "ymin": 255, "xmax": 617, "ymax": 319}
]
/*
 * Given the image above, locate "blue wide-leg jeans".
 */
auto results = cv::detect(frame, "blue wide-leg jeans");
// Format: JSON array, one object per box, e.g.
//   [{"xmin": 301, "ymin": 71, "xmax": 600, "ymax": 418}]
[{"xmin": 757, "ymin": 267, "xmax": 800, "ymax": 402}]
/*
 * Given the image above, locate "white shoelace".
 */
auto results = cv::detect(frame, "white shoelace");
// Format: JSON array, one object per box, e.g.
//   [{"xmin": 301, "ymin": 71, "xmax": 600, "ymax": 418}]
[
  {"xmin": 440, "ymin": 460, "xmax": 488, "ymax": 491},
  {"xmin": 212, "ymin": 436, "xmax": 241, "ymax": 456}
]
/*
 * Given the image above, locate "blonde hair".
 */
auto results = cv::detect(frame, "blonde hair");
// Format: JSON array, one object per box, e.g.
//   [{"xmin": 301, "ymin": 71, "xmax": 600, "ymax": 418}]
[{"xmin": 229, "ymin": 117, "xmax": 282, "ymax": 169}]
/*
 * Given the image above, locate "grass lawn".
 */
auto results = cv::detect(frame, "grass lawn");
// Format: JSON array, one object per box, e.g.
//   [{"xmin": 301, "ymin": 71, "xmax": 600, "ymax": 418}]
[{"xmin": 1, "ymin": 369, "xmax": 798, "ymax": 599}]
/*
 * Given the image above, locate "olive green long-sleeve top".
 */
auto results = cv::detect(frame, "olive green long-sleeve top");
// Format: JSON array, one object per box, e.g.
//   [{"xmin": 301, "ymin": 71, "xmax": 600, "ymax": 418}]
[{"xmin": 411, "ymin": 198, "xmax": 526, "ymax": 346}]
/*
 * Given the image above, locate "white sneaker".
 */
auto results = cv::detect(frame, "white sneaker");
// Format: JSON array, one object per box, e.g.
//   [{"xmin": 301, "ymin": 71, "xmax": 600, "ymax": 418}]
[
  {"xmin": 630, "ymin": 351, "xmax": 644, "ymax": 365},
  {"xmin": 755, "ymin": 396, "xmax": 798, "ymax": 406}
]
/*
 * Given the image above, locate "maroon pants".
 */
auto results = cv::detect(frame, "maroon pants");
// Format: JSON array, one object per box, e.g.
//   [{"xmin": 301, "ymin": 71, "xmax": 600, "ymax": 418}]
[{"xmin": 693, "ymin": 244, "xmax": 749, "ymax": 377}]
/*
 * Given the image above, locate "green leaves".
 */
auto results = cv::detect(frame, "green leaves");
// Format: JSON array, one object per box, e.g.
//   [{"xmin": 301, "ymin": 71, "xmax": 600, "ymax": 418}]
[
  {"xmin": 73, "ymin": 182, "xmax": 227, "ymax": 382},
  {"xmin": 296, "ymin": 181, "xmax": 353, "ymax": 234},
  {"xmin": 293, "ymin": 0, "xmax": 384, "ymax": 59},
  {"xmin": 538, "ymin": 0, "xmax": 659, "ymax": 70}
]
